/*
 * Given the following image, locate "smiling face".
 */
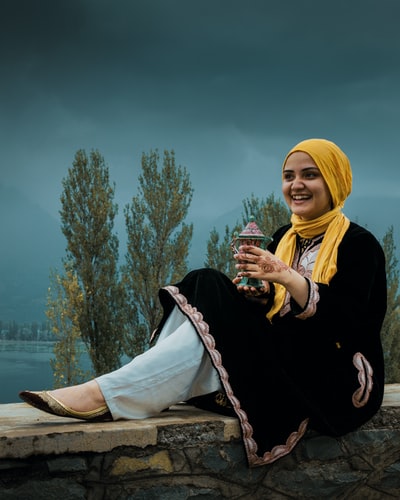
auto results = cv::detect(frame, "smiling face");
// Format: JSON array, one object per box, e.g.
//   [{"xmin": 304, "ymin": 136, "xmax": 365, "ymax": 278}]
[{"xmin": 282, "ymin": 151, "xmax": 332, "ymax": 220}]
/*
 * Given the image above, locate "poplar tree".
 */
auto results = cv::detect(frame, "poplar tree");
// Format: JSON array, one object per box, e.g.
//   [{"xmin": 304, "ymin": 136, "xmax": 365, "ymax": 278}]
[
  {"xmin": 241, "ymin": 192, "xmax": 291, "ymax": 237},
  {"xmin": 47, "ymin": 267, "xmax": 89, "ymax": 387},
  {"xmin": 122, "ymin": 150, "xmax": 193, "ymax": 356},
  {"xmin": 58, "ymin": 149, "xmax": 127, "ymax": 375},
  {"xmin": 205, "ymin": 224, "xmax": 242, "ymax": 278},
  {"xmin": 381, "ymin": 226, "xmax": 400, "ymax": 383}
]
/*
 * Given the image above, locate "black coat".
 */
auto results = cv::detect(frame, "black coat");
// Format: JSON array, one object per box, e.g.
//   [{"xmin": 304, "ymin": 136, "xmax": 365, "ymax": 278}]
[{"xmin": 158, "ymin": 222, "xmax": 387, "ymax": 467}]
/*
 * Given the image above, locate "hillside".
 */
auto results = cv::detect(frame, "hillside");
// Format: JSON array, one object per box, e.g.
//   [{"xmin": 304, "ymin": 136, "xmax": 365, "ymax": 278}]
[
  {"xmin": 0, "ymin": 184, "xmax": 398, "ymax": 324},
  {"xmin": 0, "ymin": 185, "xmax": 65, "ymax": 323}
]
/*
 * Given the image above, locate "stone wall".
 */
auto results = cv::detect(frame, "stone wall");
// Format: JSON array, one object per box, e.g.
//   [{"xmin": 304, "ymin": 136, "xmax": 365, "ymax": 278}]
[{"xmin": 0, "ymin": 385, "xmax": 399, "ymax": 499}]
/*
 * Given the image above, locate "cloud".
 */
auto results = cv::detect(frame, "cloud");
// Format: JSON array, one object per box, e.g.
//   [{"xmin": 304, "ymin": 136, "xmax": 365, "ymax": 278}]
[
  {"xmin": 0, "ymin": 0, "xmax": 399, "ymax": 325},
  {"xmin": 1, "ymin": 0, "xmax": 399, "ymax": 220}
]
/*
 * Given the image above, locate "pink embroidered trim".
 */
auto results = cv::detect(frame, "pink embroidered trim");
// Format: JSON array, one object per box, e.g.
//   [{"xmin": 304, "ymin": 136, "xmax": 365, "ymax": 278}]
[
  {"xmin": 295, "ymin": 279, "xmax": 319, "ymax": 320},
  {"xmin": 163, "ymin": 284, "xmax": 309, "ymax": 467},
  {"xmin": 352, "ymin": 352, "xmax": 374, "ymax": 408}
]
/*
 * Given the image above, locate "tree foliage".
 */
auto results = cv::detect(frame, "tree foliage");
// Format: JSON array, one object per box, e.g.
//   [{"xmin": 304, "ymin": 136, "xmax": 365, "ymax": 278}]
[
  {"xmin": 58, "ymin": 149, "xmax": 127, "ymax": 375},
  {"xmin": 241, "ymin": 193, "xmax": 291, "ymax": 238},
  {"xmin": 46, "ymin": 267, "xmax": 90, "ymax": 387},
  {"xmin": 205, "ymin": 224, "xmax": 241, "ymax": 277},
  {"xmin": 122, "ymin": 150, "xmax": 193, "ymax": 356},
  {"xmin": 381, "ymin": 225, "xmax": 400, "ymax": 383}
]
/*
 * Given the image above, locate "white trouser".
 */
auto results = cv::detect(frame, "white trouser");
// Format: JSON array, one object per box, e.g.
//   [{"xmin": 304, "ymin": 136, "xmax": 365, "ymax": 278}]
[{"xmin": 96, "ymin": 306, "xmax": 221, "ymax": 420}]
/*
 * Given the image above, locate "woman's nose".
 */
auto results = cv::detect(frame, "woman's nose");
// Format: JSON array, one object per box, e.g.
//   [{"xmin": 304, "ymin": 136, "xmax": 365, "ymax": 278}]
[{"xmin": 291, "ymin": 177, "xmax": 305, "ymax": 189}]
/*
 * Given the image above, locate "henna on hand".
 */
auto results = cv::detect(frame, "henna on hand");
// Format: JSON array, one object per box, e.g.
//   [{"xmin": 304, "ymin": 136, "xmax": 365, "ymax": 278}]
[{"xmin": 257, "ymin": 255, "xmax": 290, "ymax": 274}]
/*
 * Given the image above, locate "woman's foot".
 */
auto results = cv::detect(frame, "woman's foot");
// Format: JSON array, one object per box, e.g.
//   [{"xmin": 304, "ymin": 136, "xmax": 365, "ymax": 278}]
[
  {"xmin": 50, "ymin": 380, "xmax": 106, "ymax": 412},
  {"xmin": 19, "ymin": 381, "xmax": 112, "ymax": 421}
]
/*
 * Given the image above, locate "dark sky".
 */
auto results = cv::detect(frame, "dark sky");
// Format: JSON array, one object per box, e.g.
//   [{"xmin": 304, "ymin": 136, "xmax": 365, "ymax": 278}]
[{"xmin": 1, "ymin": 0, "xmax": 400, "ymax": 244}]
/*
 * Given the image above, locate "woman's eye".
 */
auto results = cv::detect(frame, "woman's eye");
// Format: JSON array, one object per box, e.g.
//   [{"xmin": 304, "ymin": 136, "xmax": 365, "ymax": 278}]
[{"xmin": 303, "ymin": 168, "xmax": 321, "ymax": 179}]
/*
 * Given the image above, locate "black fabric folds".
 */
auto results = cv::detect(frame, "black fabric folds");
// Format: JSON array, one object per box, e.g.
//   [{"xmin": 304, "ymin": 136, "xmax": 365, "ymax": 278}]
[{"xmin": 155, "ymin": 222, "xmax": 386, "ymax": 467}]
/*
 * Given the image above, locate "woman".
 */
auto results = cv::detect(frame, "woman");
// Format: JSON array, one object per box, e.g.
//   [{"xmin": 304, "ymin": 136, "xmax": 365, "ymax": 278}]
[{"xmin": 20, "ymin": 138, "xmax": 387, "ymax": 468}]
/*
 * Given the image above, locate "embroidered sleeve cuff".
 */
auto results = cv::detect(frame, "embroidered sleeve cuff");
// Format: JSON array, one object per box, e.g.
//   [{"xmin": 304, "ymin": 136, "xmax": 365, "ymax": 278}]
[{"xmin": 290, "ymin": 278, "xmax": 319, "ymax": 319}]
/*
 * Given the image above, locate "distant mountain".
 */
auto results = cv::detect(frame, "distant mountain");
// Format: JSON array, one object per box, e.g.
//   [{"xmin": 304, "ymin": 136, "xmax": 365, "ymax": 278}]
[
  {"xmin": 0, "ymin": 185, "xmax": 65, "ymax": 323},
  {"xmin": 189, "ymin": 194, "xmax": 400, "ymax": 268},
  {"xmin": 1, "ymin": 185, "xmax": 398, "ymax": 324},
  {"xmin": 345, "ymin": 195, "xmax": 400, "ymax": 247}
]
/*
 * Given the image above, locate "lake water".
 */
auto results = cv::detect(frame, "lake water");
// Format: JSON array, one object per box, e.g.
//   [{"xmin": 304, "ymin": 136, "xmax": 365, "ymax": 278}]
[{"xmin": 0, "ymin": 341, "xmax": 92, "ymax": 404}]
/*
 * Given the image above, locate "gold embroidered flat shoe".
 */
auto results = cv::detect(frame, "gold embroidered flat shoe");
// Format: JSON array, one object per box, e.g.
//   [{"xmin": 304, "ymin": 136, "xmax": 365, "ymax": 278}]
[{"xmin": 19, "ymin": 390, "xmax": 112, "ymax": 422}]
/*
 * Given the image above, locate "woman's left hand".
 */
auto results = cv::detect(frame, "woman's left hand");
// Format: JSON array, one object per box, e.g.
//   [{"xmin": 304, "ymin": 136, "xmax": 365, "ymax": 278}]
[
  {"xmin": 234, "ymin": 244, "xmax": 309, "ymax": 309},
  {"xmin": 234, "ymin": 244, "xmax": 290, "ymax": 285}
]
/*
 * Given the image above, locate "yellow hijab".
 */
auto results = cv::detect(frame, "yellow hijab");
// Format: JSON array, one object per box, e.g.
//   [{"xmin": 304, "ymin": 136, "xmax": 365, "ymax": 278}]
[{"xmin": 267, "ymin": 138, "xmax": 352, "ymax": 321}]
